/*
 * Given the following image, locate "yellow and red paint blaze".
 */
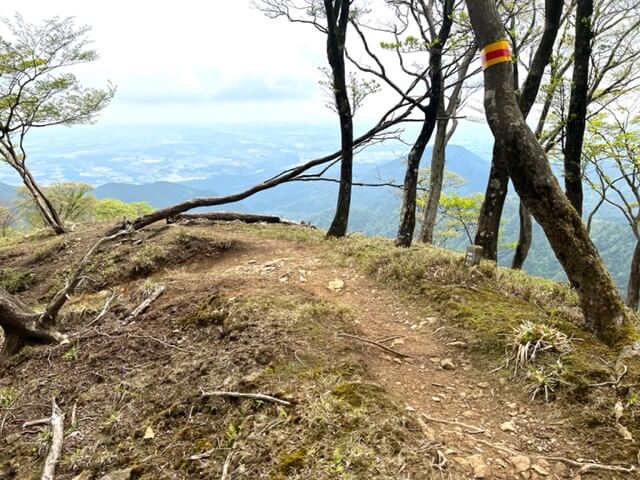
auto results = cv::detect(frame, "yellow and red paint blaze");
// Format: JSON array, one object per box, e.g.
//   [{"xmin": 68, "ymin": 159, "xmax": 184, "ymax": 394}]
[{"xmin": 480, "ymin": 40, "xmax": 512, "ymax": 70}]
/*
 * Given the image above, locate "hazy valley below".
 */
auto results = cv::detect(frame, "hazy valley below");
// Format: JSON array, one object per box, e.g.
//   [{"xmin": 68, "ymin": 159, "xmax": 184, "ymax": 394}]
[{"xmin": 2, "ymin": 121, "xmax": 633, "ymax": 291}]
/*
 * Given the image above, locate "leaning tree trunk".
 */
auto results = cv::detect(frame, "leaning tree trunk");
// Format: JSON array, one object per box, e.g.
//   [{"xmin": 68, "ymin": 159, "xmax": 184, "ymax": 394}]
[
  {"xmin": 627, "ymin": 240, "xmax": 640, "ymax": 310},
  {"xmin": 326, "ymin": 0, "xmax": 354, "ymax": 238},
  {"xmin": 466, "ymin": 0, "xmax": 631, "ymax": 345},
  {"xmin": 511, "ymin": 202, "xmax": 532, "ymax": 269},
  {"xmin": 395, "ymin": 0, "xmax": 453, "ymax": 247},
  {"xmin": 477, "ymin": 0, "xmax": 564, "ymax": 263},
  {"xmin": 563, "ymin": 0, "xmax": 593, "ymax": 216},
  {"xmin": 419, "ymin": 100, "xmax": 448, "ymax": 244},
  {"xmin": 511, "ymin": 0, "xmax": 564, "ymax": 269},
  {"xmin": 395, "ymin": 116, "xmax": 438, "ymax": 246},
  {"xmin": 474, "ymin": 144, "xmax": 509, "ymax": 261},
  {"xmin": 17, "ymin": 164, "xmax": 65, "ymax": 235}
]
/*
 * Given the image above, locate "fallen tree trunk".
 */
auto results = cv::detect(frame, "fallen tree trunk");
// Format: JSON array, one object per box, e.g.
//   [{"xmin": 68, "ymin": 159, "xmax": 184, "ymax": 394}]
[{"xmin": 168, "ymin": 212, "xmax": 297, "ymax": 225}]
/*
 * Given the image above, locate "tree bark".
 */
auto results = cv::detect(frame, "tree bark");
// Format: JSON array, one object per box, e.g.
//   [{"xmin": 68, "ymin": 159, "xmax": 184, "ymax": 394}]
[
  {"xmin": 18, "ymin": 165, "xmax": 65, "ymax": 235},
  {"xmin": 394, "ymin": 0, "xmax": 454, "ymax": 247},
  {"xmin": 466, "ymin": 0, "xmax": 630, "ymax": 345},
  {"xmin": 395, "ymin": 116, "xmax": 438, "ymax": 246},
  {"xmin": 420, "ymin": 46, "xmax": 475, "ymax": 244},
  {"xmin": 563, "ymin": 0, "xmax": 593, "ymax": 216},
  {"xmin": 476, "ymin": 0, "xmax": 564, "ymax": 262},
  {"xmin": 473, "ymin": 144, "xmax": 509, "ymax": 261},
  {"xmin": 0, "ymin": 290, "xmax": 67, "ymax": 359},
  {"xmin": 627, "ymin": 240, "xmax": 640, "ymax": 310},
  {"xmin": 512, "ymin": 0, "xmax": 564, "ymax": 268},
  {"xmin": 325, "ymin": 0, "xmax": 354, "ymax": 238},
  {"xmin": 419, "ymin": 98, "xmax": 447, "ymax": 244},
  {"xmin": 511, "ymin": 202, "xmax": 532, "ymax": 269}
]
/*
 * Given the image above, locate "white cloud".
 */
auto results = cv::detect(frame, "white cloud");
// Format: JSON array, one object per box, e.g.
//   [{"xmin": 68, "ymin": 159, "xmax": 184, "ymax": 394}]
[{"xmin": 7, "ymin": 1, "xmax": 332, "ymax": 123}]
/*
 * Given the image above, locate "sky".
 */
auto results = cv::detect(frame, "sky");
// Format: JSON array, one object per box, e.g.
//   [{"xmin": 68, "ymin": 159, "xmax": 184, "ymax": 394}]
[{"xmin": 10, "ymin": 1, "xmax": 338, "ymax": 124}]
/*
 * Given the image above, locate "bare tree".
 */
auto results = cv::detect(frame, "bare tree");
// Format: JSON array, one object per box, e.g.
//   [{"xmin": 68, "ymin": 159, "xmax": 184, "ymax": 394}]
[
  {"xmin": 256, "ymin": 0, "xmax": 356, "ymax": 237},
  {"xmin": 465, "ymin": 0, "xmax": 631, "ymax": 345},
  {"xmin": 563, "ymin": 0, "xmax": 593, "ymax": 215},
  {"xmin": 0, "ymin": 15, "xmax": 115, "ymax": 235},
  {"xmin": 347, "ymin": 0, "xmax": 477, "ymax": 246}
]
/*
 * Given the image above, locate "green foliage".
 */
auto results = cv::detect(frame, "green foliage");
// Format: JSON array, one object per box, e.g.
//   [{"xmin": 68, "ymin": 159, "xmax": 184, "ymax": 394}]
[
  {"xmin": 93, "ymin": 198, "xmax": 154, "ymax": 221},
  {"xmin": 0, "ymin": 14, "xmax": 115, "ymax": 135},
  {"xmin": 15, "ymin": 181, "xmax": 153, "ymax": 228},
  {"xmin": 437, "ymin": 192, "xmax": 483, "ymax": 245},
  {"xmin": 17, "ymin": 182, "xmax": 95, "ymax": 227}
]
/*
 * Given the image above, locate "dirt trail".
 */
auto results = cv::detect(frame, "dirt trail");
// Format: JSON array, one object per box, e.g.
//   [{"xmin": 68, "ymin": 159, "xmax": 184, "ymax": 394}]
[{"xmin": 210, "ymin": 228, "xmax": 629, "ymax": 480}]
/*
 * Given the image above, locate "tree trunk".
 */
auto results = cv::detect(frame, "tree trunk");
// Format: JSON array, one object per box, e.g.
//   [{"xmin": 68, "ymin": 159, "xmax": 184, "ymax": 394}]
[
  {"xmin": 394, "ymin": 0, "xmax": 453, "ymax": 247},
  {"xmin": 0, "ymin": 290, "xmax": 67, "ymax": 359},
  {"xmin": 419, "ymin": 103, "xmax": 447, "ymax": 244},
  {"xmin": 466, "ymin": 0, "xmax": 630, "ymax": 345},
  {"xmin": 17, "ymin": 166, "xmax": 65, "ymax": 234},
  {"xmin": 476, "ymin": 0, "xmax": 564, "ymax": 263},
  {"xmin": 627, "ymin": 240, "xmax": 640, "ymax": 310},
  {"xmin": 474, "ymin": 143, "xmax": 509, "ymax": 261},
  {"xmin": 563, "ymin": 0, "xmax": 592, "ymax": 216},
  {"xmin": 325, "ymin": 0, "xmax": 354, "ymax": 238},
  {"xmin": 395, "ymin": 118, "xmax": 437, "ymax": 246},
  {"xmin": 511, "ymin": 201, "xmax": 532, "ymax": 269}
]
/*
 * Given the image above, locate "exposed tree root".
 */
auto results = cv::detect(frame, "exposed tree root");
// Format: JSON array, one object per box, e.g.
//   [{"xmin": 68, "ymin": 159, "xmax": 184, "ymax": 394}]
[{"xmin": 337, "ymin": 332, "xmax": 413, "ymax": 358}]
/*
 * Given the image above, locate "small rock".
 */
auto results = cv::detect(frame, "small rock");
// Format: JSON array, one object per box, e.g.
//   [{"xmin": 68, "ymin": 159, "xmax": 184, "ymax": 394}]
[
  {"xmin": 531, "ymin": 464, "xmax": 550, "ymax": 476},
  {"xmin": 327, "ymin": 279, "xmax": 345, "ymax": 291},
  {"xmin": 99, "ymin": 469, "xmax": 135, "ymax": 480},
  {"xmin": 500, "ymin": 421, "xmax": 516, "ymax": 432},
  {"xmin": 477, "ymin": 382, "xmax": 489, "ymax": 389},
  {"xmin": 467, "ymin": 454, "xmax": 491, "ymax": 478},
  {"xmin": 429, "ymin": 357, "xmax": 442, "ymax": 364},
  {"xmin": 143, "ymin": 426, "xmax": 155, "ymax": 441},
  {"xmin": 510, "ymin": 455, "xmax": 531, "ymax": 473},
  {"xmin": 440, "ymin": 358, "xmax": 456, "ymax": 370},
  {"xmin": 431, "ymin": 396, "xmax": 442, "ymax": 402},
  {"xmin": 462, "ymin": 410, "xmax": 476, "ymax": 418},
  {"xmin": 553, "ymin": 461, "xmax": 569, "ymax": 478},
  {"xmin": 72, "ymin": 473, "xmax": 92, "ymax": 480},
  {"xmin": 507, "ymin": 402, "xmax": 518, "ymax": 409}
]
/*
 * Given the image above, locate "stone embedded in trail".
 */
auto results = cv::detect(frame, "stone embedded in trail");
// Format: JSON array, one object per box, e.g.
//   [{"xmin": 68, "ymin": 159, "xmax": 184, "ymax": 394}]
[
  {"xmin": 500, "ymin": 420, "xmax": 517, "ymax": 432},
  {"xmin": 531, "ymin": 463, "xmax": 550, "ymax": 476},
  {"xmin": 467, "ymin": 454, "xmax": 491, "ymax": 478},
  {"xmin": 510, "ymin": 455, "xmax": 531, "ymax": 473},
  {"xmin": 440, "ymin": 358, "xmax": 456, "ymax": 370}
]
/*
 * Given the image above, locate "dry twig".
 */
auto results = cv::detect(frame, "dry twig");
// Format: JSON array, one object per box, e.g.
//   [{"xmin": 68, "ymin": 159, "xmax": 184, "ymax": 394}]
[
  {"xmin": 41, "ymin": 398, "xmax": 64, "ymax": 480},
  {"xmin": 201, "ymin": 390, "xmax": 291, "ymax": 406},
  {"xmin": 421, "ymin": 414, "xmax": 486, "ymax": 434},
  {"xmin": 337, "ymin": 332, "xmax": 413, "ymax": 358},
  {"xmin": 123, "ymin": 285, "xmax": 165, "ymax": 324}
]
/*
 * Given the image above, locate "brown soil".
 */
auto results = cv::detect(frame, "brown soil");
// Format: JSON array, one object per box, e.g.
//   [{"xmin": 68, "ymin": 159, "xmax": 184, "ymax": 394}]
[{"xmin": 0, "ymin": 221, "xmax": 637, "ymax": 479}]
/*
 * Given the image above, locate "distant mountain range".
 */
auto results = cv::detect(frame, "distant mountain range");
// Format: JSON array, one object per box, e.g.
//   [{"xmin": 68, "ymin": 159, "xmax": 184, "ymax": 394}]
[{"xmin": 1, "ymin": 122, "xmax": 635, "ymax": 295}]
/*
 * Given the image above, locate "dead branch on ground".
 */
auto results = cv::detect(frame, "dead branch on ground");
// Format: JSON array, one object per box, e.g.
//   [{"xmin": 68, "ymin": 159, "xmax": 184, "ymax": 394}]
[
  {"xmin": 41, "ymin": 398, "xmax": 64, "ymax": 480},
  {"xmin": 337, "ymin": 332, "xmax": 413, "ymax": 358},
  {"xmin": 201, "ymin": 390, "xmax": 291, "ymax": 406}
]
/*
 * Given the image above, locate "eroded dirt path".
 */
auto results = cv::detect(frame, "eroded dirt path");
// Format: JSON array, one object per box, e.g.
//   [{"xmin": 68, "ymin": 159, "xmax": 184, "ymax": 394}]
[{"xmin": 206, "ymin": 228, "xmax": 629, "ymax": 480}]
